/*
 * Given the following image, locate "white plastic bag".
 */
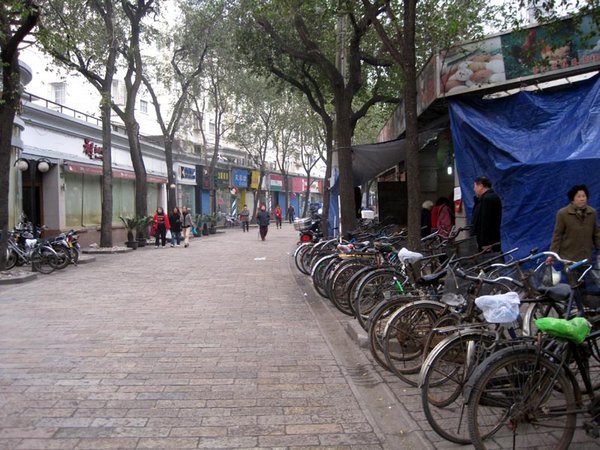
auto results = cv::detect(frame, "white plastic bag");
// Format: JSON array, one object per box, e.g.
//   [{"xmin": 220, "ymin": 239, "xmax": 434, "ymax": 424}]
[
  {"xmin": 165, "ymin": 229, "xmax": 172, "ymax": 240},
  {"xmin": 475, "ymin": 292, "xmax": 521, "ymax": 324},
  {"xmin": 398, "ymin": 247, "xmax": 423, "ymax": 264}
]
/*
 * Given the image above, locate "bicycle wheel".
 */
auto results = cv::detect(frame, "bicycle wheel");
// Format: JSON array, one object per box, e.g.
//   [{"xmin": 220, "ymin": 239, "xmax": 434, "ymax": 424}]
[
  {"xmin": 467, "ymin": 346, "xmax": 576, "ymax": 450},
  {"xmin": 368, "ymin": 296, "xmax": 414, "ymax": 371},
  {"xmin": 382, "ymin": 300, "xmax": 447, "ymax": 386},
  {"xmin": 51, "ymin": 245, "xmax": 71, "ymax": 270},
  {"xmin": 6, "ymin": 249, "xmax": 18, "ymax": 270},
  {"xmin": 294, "ymin": 243, "xmax": 312, "ymax": 275},
  {"xmin": 311, "ymin": 255, "xmax": 337, "ymax": 299},
  {"xmin": 354, "ymin": 268, "xmax": 406, "ymax": 331},
  {"xmin": 522, "ymin": 301, "xmax": 565, "ymax": 336},
  {"xmin": 30, "ymin": 248, "xmax": 57, "ymax": 274},
  {"xmin": 420, "ymin": 330, "xmax": 497, "ymax": 444},
  {"xmin": 329, "ymin": 259, "xmax": 369, "ymax": 315}
]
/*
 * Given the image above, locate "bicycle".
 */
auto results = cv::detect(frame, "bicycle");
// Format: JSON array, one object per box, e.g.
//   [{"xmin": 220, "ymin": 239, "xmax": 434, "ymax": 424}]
[{"xmin": 465, "ymin": 317, "xmax": 599, "ymax": 449}]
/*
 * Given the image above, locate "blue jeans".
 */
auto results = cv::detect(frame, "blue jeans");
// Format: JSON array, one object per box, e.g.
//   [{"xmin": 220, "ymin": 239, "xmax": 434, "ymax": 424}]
[{"xmin": 171, "ymin": 231, "xmax": 182, "ymax": 246}]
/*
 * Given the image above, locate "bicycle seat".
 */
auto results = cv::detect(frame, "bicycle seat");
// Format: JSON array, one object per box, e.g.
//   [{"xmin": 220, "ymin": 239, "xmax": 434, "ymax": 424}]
[
  {"xmin": 418, "ymin": 270, "xmax": 448, "ymax": 285},
  {"xmin": 536, "ymin": 283, "xmax": 572, "ymax": 302},
  {"xmin": 534, "ymin": 316, "xmax": 591, "ymax": 344}
]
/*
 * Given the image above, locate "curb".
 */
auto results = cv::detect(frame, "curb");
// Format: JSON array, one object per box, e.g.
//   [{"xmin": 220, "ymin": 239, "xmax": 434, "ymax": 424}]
[{"xmin": 0, "ymin": 272, "xmax": 38, "ymax": 285}]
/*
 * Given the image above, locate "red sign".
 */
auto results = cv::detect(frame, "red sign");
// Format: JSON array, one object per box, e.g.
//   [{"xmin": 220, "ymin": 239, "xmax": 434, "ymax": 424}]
[{"xmin": 83, "ymin": 138, "xmax": 103, "ymax": 160}]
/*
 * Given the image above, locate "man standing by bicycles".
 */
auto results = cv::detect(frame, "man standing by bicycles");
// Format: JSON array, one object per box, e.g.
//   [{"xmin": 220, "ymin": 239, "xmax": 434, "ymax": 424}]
[{"xmin": 472, "ymin": 176, "xmax": 502, "ymax": 253}]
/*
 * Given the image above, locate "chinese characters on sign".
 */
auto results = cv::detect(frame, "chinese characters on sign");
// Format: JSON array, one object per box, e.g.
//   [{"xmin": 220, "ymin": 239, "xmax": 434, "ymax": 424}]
[{"xmin": 83, "ymin": 138, "xmax": 103, "ymax": 160}]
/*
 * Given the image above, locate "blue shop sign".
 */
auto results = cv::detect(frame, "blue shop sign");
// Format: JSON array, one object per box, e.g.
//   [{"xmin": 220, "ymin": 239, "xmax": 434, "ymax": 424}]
[
  {"xmin": 232, "ymin": 169, "xmax": 249, "ymax": 188},
  {"xmin": 179, "ymin": 165, "xmax": 196, "ymax": 181}
]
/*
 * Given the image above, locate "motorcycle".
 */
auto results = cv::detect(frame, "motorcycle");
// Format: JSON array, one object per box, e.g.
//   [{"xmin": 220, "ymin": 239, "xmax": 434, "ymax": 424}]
[{"xmin": 295, "ymin": 215, "xmax": 322, "ymax": 243}]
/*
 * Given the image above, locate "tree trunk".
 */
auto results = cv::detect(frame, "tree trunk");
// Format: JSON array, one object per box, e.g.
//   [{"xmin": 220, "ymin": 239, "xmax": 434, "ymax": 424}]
[
  {"xmin": 335, "ymin": 97, "xmax": 356, "ymax": 237},
  {"xmin": 165, "ymin": 139, "xmax": 175, "ymax": 212},
  {"xmin": 321, "ymin": 142, "xmax": 333, "ymax": 239},
  {"xmin": 99, "ymin": 98, "xmax": 113, "ymax": 247},
  {"xmin": 124, "ymin": 120, "xmax": 147, "ymax": 217},
  {"xmin": 403, "ymin": 0, "xmax": 420, "ymax": 250},
  {"xmin": 0, "ymin": 57, "xmax": 19, "ymax": 270}
]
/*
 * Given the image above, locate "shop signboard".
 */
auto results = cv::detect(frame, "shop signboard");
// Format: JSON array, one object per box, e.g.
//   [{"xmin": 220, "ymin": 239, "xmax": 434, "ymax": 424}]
[
  {"xmin": 215, "ymin": 168, "xmax": 230, "ymax": 188},
  {"xmin": 250, "ymin": 170, "xmax": 261, "ymax": 190},
  {"xmin": 377, "ymin": 13, "xmax": 600, "ymax": 143},
  {"xmin": 178, "ymin": 164, "xmax": 196, "ymax": 183},
  {"xmin": 232, "ymin": 169, "xmax": 249, "ymax": 188},
  {"xmin": 292, "ymin": 177, "xmax": 305, "ymax": 193},
  {"xmin": 270, "ymin": 174, "xmax": 283, "ymax": 191}
]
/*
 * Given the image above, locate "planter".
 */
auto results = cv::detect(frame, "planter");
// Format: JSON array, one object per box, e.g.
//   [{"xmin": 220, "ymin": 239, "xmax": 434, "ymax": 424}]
[
  {"xmin": 136, "ymin": 237, "xmax": 147, "ymax": 247},
  {"xmin": 202, "ymin": 223, "xmax": 209, "ymax": 236},
  {"xmin": 209, "ymin": 226, "xmax": 217, "ymax": 234},
  {"xmin": 125, "ymin": 240, "xmax": 139, "ymax": 249}
]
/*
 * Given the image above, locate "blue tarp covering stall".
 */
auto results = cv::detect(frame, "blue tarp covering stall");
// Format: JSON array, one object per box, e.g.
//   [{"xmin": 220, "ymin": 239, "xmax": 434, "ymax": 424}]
[{"xmin": 449, "ymin": 74, "xmax": 600, "ymax": 258}]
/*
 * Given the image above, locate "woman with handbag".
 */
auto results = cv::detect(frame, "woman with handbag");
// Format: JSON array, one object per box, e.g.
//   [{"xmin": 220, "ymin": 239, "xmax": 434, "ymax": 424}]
[{"xmin": 152, "ymin": 207, "xmax": 171, "ymax": 248}]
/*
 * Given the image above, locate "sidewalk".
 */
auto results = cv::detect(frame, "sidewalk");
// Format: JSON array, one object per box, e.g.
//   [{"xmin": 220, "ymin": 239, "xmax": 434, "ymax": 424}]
[{"xmin": 0, "ymin": 224, "xmax": 432, "ymax": 449}]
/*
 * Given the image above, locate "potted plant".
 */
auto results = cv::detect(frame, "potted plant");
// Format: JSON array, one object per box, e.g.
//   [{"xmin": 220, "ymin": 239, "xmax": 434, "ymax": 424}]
[
  {"xmin": 198, "ymin": 214, "xmax": 210, "ymax": 236},
  {"xmin": 119, "ymin": 216, "xmax": 139, "ymax": 249},
  {"xmin": 135, "ymin": 215, "xmax": 153, "ymax": 247},
  {"xmin": 208, "ymin": 213, "xmax": 217, "ymax": 234}
]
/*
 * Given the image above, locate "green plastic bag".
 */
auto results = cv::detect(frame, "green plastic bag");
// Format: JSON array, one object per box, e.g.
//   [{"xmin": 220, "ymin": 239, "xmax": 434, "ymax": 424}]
[{"xmin": 534, "ymin": 317, "xmax": 591, "ymax": 344}]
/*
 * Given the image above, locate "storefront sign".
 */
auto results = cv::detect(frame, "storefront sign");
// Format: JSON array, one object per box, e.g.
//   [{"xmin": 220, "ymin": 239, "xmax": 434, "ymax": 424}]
[
  {"xmin": 178, "ymin": 165, "xmax": 196, "ymax": 181},
  {"xmin": 82, "ymin": 138, "xmax": 103, "ymax": 160},
  {"xmin": 250, "ymin": 170, "xmax": 261, "ymax": 190},
  {"xmin": 215, "ymin": 168, "xmax": 230, "ymax": 188},
  {"xmin": 65, "ymin": 162, "xmax": 166, "ymax": 183},
  {"xmin": 232, "ymin": 169, "xmax": 249, "ymax": 188},
  {"xmin": 270, "ymin": 174, "xmax": 283, "ymax": 191}
]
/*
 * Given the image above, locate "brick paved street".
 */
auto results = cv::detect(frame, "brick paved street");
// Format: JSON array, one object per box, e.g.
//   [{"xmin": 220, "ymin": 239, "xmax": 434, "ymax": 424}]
[{"xmin": 0, "ymin": 224, "xmax": 432, "ymax": 450}]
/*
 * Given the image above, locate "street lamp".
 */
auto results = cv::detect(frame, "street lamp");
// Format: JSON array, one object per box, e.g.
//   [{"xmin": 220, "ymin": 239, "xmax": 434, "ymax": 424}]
[{"xmin": 14, "ymin": 157, "xmax": 53, "ymax": 235}]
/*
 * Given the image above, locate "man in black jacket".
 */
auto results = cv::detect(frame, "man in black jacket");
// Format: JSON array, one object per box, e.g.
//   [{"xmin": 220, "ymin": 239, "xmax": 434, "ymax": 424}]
[{"xmin": 472, "ymin": 176, "xmax": 502, "ymax": 252}]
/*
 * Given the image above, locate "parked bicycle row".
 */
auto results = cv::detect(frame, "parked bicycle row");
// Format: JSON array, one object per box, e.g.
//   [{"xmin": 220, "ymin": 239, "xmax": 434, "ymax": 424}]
[
  {"xmin": 3, "ymin": 222, "xmax": 80, "ymax": 274},
  {"xmin": 293, "ymin": 222, "xmax": 599, "ymax": 449}
]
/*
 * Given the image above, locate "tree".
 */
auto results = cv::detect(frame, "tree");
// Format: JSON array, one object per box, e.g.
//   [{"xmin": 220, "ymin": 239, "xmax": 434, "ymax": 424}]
[
  {"xmin": 238, "ymin": 1, "xmax": 401, "ymax": 237},
  {"xmin": 0, "ymin": 1, "xmax": 39, "ymax": 270},
  {"xmin": 110, "ymin": 0, "xmax": 155, "ymax": 218},
  {"xmin": 38, "ymin": 0, "xmax": 121, "ymax": 248},
  {"xmin": 360, "ymin": 0, "xmax": 508, "ymax": 248},
  {"xmin": 142, "ymin": 0, "xmax": 215, "ymax": 211},
  {"xmin": 228, "ymin": 75, "xmax": 278, "ymax": 219}
]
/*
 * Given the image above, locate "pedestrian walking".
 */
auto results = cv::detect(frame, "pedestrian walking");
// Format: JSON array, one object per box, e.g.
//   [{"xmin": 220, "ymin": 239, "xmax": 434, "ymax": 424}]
[
  {"xmin": 239, "ymin": 204, "xmax": 250, "ymax": 232},
  {"xmin": 274, "ymin": 204, "xmax": 283, "ymax": 229},
  {"xmin": 547, "ymin": 184, "xmax": 600, "ymax": 265},
  {"xmin": 256, "ymin": 204, "xmax": 270, "ymax": 241},
  {"xmin": 472, "ymin": 176, "xmax": 502, "ymax": 252},
  {"xmin": 168, "ymin": 207, "xmax": 183, "ymax": 247},
  {"xmin": 181, "ymin": 206, "xmax": 193, "ymax": 248},
  {"xmin": 152, "ymin": 207, "xmax": 171, "ymax": 248},
  {"xmin": 287, "ymin": 204, "xmax": 295, "ymax": 224}
]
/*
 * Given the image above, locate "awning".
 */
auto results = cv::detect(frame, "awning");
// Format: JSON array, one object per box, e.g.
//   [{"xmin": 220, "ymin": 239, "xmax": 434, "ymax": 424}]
[
  {"xmin": 65, "ymin": 162, "xmax": 167, "ymax": 184},
  {"xmin": 351, "ymin": 127, "xmax": 445, "ymax": 185}
]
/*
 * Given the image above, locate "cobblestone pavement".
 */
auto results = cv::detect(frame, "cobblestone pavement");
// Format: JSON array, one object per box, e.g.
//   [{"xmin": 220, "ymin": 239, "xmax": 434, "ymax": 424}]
[{"xmin": 0, "ymin": 225, "xmax": 432, "ymax": 450}]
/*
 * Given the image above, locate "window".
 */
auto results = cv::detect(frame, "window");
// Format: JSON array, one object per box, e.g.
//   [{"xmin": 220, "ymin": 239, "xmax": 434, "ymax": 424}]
[
  {"xmin": 194, "ymin": 144, "xmax": 203, "ymax": 155},
  {"xmin": 139, "ymin": 99, "xmax": 148, "ymax": 114},
  {"xmin": 50, "ymin": 82, "xmax": 66, "ymax": 104},
  {"xmin": 209, "ymin": 121, "xmax": 216, "ymax": 134},
  {"xmin": 111, "ymin": 80, "xmax": 125, "ymax": 105}
]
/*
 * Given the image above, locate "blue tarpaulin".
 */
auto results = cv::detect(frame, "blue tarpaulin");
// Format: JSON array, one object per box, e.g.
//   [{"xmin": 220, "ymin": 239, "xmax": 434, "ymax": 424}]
[{"xmin": 449, "ymin": 74, "xmax": 600, "ymax": 258}]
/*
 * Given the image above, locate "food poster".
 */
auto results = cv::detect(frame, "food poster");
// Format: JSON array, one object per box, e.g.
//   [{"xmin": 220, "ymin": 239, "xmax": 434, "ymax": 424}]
[
  {"xmin": 440, "ymin": 37, "xmax": 506, "ymax": 96},
  {"xmin": 501, "ymin": 15, "xmax": 600, "ymax": 78}
]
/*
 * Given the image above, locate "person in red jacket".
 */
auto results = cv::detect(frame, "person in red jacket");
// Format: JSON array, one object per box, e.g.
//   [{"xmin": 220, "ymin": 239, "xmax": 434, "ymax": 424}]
[
  {"xmin": 152, "ymin": 207, "xmax": 171, "ymax": 248},
  {"xmin": 274, "ymin": 205, "xmax": 283, "ymax": 229}
]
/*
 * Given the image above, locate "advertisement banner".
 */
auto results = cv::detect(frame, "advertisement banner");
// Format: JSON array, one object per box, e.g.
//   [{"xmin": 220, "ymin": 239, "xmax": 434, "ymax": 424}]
[
  {"xmin": 309, "ymin": 179, "xmax": 323, "ymax": 194},
  {"xmin": 250, "ymin": 170, "xmax": 261, "ymax": 190},
  {"xmin": 270, "ymin": 174, "xmax": 283, "ymax": 191},
  {"xmin": 178, "ymin": 164, "xmax": 196, "ymax": 183},
  {"xmin": 232, "ymin": 169, "xmax": 249, "ymax": 188}
]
